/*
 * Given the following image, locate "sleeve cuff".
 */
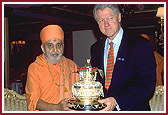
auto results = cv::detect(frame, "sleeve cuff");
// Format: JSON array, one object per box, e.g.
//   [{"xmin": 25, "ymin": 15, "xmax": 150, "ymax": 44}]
[{"xmin": 116, "ymin": 104, "xmax": 121, "ymax": 111}]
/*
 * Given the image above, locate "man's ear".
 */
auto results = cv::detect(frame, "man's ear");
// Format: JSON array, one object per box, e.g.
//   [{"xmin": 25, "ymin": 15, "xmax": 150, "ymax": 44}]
[
  {"xmin": 62, "ymin": 43, "xmax": 64, "ymax": 48},
  {"xmin": 118, "ymin": 13, "xmax": 121, "ymax": 23},
  {"xmin": 41, "ymin": 44, "xmax": 45, "ymax": 53}
]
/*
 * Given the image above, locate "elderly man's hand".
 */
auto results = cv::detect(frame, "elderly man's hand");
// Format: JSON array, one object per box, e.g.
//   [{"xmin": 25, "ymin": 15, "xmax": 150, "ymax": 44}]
[
  {"xmin": 36, "ymin": 98, "xmax": 75, "ymax": 111},
  {"xmin": 56, "ymin": 98, "xmax": 75, "ymax": 111},
  {"xmin": 98, "ymin": 97, "xmax": 117, "ymax": 111}
]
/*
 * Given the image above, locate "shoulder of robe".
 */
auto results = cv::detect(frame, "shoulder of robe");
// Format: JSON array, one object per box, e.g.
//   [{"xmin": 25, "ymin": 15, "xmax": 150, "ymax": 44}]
[
  {"xmin": 28, "ymin": 61, "xmax": 45, "ymax": 72},
  {"xmin": 64, "ymin": 57, "xmax": 78, "ymax": 68}
]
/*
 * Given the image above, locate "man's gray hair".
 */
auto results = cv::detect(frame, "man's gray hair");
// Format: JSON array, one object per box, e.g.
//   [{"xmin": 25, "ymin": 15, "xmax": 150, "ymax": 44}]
[{"xmin": 93, "ymin": 4, "xmax": 120, "ymax": 21}]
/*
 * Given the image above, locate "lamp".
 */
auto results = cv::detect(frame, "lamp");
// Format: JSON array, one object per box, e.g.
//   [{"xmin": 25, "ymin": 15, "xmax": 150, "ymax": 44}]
[
  {"xmin": 156, "ymin": 7, "xmax": 164, "ymax": 50},
  {"xmin": 156, "ymin": 7, "xmax": 164, "ymax": 34},
  {"xmin": 156, "ymin": 7, "xmax": 164, "ymax": 18},
  {"xmin": 11, "ymin": 40, "xmax": 26, "ymax": 53}
]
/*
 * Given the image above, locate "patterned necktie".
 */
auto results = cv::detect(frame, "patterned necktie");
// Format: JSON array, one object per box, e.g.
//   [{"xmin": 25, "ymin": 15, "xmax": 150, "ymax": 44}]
[{"xmin": 105, "ymin": 42, "xmax": 114, "ymax": 90}]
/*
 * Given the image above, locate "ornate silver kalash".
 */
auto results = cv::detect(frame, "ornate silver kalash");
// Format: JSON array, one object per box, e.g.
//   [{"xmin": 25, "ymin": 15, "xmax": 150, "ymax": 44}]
[{"xmin": 68, "ymin": 59, "xmax": 106, "ymax": 111}]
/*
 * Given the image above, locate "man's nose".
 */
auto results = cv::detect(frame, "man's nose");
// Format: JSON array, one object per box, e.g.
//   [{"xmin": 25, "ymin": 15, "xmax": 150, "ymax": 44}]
[
  {"xmin": 53, "ymin": 46, "xmax": 58, "ymax": 52},
  {"xmin": 104, "ymin": 20, "xmax": 110, "ymax": 27}
]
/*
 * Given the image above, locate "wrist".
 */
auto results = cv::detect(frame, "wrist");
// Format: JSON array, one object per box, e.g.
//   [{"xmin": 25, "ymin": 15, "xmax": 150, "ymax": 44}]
[{"xmin": 53, "ymin": 103, "xmax": 61, "ymax": 111}]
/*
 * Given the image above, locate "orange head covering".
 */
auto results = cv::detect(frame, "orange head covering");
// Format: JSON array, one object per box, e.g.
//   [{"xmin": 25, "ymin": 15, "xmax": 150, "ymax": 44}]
[{"xmin": 40, "ymin": 25, "xmax": 64, "ymax": 45}]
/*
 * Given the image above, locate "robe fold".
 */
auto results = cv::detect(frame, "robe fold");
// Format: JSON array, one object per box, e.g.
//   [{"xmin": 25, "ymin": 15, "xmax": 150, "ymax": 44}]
[
  {"xmin": 154, "ymin": 51, "xmax": 164, "ymax": 86},
  {"xmin": 25, "ymin": 54, "xmax": 79, "ymax": 111}
]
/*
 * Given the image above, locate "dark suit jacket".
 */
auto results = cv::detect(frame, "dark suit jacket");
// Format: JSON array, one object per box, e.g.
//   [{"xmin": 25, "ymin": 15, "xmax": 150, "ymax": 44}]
[{"xmin": 90, "ymin": 30, "xmax": 156, "ymax": 111}]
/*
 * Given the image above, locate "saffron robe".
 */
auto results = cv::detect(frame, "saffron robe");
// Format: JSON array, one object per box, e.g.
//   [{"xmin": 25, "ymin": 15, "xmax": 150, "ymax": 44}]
[
  {"xmin": 154, "ymin": 51, "xmax": 164, "ymax": 86},
  {"xmin": 25, "ymin": 54, "xmax": 79, "ymax": 111}
]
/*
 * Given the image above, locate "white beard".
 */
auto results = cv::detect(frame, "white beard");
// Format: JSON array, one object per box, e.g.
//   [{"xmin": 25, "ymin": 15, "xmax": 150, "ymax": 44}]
[{"xmin": 44, "ymin": 50, "xmax": 64, "ymax": 65}]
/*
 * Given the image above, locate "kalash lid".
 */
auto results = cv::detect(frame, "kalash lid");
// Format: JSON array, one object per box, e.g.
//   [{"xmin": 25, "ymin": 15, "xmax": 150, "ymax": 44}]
[
  {"xmin": 84, "ymin": 59, "xmax": 92, "ymax": 69},
  {"xmin": 77, "ymin": 59, "xmax": 98, "ymax": 81},
  {"xmin": 77, "ymin": 59, "xmax": 96, "ymax": 72}
]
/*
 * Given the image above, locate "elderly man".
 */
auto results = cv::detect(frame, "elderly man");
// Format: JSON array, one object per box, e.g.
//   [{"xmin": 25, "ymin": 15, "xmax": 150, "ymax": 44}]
[
  {"xmin": 91, "ymin": 4, "xmax": 156, "ymax": 111},
  {"xmin": 26, "ymin": 25, "xmax": 79, "ymax": 111}
]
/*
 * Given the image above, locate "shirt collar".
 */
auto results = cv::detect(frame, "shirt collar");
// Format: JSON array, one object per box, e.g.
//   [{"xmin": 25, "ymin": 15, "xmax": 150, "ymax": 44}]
[{"xmin": 106, "ymin": 27, "xmax": 123, "ymax": 45}]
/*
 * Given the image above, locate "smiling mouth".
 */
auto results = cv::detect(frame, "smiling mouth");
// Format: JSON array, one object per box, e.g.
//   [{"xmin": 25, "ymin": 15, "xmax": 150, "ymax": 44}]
[{"xmin": 52, "ymin": 54, "xmax": 59, "ymax": 57}]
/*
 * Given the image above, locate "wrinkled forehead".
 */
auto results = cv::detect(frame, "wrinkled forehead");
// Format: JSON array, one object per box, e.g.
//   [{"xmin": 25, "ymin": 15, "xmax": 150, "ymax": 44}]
[{"xmin": 46, "ymin": 38, "xmax": 63, "ymax": 44}]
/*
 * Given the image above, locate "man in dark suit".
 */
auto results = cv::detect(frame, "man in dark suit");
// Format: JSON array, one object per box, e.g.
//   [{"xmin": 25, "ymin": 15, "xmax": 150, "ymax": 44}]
[{"xmin": 90, "ymin": 4, "xmax": 156, "ymax": 111}]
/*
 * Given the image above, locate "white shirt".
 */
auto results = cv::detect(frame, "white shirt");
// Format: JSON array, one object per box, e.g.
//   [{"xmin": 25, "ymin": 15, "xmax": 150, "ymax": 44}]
[
  {"xmin": 103, "ymin": 27, "xmax": 123, "ymax": 111},
  {"xmin": 104, "ymin": 27, "xmax": 123, "ymax": 75}
]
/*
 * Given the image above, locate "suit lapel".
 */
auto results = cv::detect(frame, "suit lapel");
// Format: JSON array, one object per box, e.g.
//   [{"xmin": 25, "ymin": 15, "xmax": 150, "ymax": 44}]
[
  {"xmin": 99, "ymin": 39, "xmax": 105, "ymax": 71},
  {"xmin": 97, "ymin": 38, "xmax": 106, "ymax": 86},
  {"xmin": 109, "ymin": 31, "xmax": 128, "ymax": 90},
  {"xmin": 97, "ymin": 34, "xmax": 129, "ymax": 95}
]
